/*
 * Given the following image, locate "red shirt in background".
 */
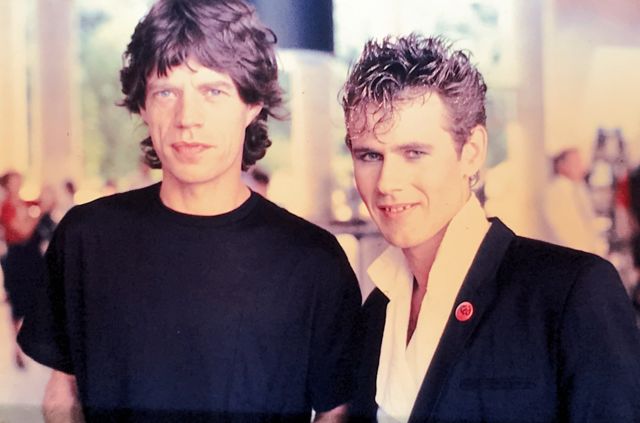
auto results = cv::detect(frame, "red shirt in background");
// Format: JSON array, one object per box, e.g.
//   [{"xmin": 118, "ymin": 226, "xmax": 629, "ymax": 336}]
[{"xmin": 0, "ymin": 199, "xmax": 32, "ymax": 245}]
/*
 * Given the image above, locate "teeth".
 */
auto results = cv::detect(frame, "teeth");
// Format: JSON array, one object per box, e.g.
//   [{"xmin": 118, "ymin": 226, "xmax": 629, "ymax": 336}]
[{"xmin": 383, "ymin": 205, "xmax": 413, "ymax": 213}]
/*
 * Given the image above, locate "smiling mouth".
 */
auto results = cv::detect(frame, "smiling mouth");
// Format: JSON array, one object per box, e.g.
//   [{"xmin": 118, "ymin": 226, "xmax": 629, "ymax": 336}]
[{"xmin": 378, "ymin": 204, "xmax": 417, "ymax": 214}]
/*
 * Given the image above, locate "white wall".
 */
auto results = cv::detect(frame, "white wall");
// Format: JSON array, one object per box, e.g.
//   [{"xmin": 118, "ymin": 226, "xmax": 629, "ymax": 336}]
[{"xmin": 544, "ymin": 0, "xmax": 640, "ymax": 164}]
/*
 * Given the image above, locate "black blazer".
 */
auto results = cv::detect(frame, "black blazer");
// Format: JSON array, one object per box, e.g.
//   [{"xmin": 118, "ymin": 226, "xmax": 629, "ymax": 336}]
[{"xmin": 350, "ymin": 218, "xmax": 640, "ymax": 422}]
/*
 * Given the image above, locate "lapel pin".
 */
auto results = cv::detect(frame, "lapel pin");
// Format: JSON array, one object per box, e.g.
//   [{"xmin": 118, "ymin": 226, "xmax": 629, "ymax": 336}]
[{"xmin": 455, "ymin": 301, "xmax": 474, "ymax": 322}]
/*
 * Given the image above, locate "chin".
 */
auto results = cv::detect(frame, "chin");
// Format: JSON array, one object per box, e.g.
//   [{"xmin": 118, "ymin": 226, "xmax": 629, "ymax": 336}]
[
  {"xmin": 382, "ymin": 225, "xmax": 441, "ymax": 250},
  {"xmin": 380, "ymin": 232, "xmax": 418, "ymax": 249},
  {"xmin": 166, "ymin": 165, "xmax": 221, "ymax": 182}
]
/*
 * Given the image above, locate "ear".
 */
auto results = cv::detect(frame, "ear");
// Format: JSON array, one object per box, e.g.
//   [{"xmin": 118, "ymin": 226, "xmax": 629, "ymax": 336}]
[
  {"xmin": 460, "ymin": 125, "xmax": 488, "ymax": 178},
  {"xmin": 244, "ymin": 102, "xmax": 263, "ymax": 128}
]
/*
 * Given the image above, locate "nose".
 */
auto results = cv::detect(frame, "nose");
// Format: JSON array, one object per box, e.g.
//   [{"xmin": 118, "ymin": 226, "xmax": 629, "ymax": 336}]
[
  {"xmin": 376, "ymin": 157, "xmax": 403, "ymax": 194},
  {"xmin": 175, "ymin": 90, "xmax": 204, "ymax": 129}
]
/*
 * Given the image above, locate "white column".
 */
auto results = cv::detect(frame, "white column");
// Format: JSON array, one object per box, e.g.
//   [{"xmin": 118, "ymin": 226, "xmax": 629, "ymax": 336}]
[
  {"xmin": 510, "ymin": 0, "xmax": 549, "ymax": 239},
  {"xmin": 278, "ymin": 50, "xmax": 340, "ymax": 224},
  {"xmin": 35, "ymin": 0, "xmax": 82, "ymax": 189},
  {"xmin": 0, "ymin": 1, "xmax": 30, "ymax": 174}
]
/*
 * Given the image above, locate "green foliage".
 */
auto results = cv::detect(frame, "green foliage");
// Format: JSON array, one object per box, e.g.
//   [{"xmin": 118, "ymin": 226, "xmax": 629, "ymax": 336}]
[{"xmin": 77, "ymin": 8, "xmax": 146, "ymax": 182}]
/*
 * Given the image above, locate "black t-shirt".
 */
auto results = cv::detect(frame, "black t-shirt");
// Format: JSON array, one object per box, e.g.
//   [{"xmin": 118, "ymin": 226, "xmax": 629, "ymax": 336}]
[{"xmin": 18, "ymin": 184, "xmax": 361, "ymax": 422}]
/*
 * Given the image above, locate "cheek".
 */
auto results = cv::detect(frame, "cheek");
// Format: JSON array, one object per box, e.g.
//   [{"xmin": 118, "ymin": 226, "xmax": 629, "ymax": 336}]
[
  {"xmin": 219, "ymin": 106, "xmax": 249, "ymax": 126},
  {"xmin": 353, "ymin": 166, "xmax": 376, "ymax": 199},
  {"xmin": 146, "ymin": 111, "xmax": 172, "ymax": 135},
  {"xmin": 410, "ymin": 169, "xmax": 450, "ymax": 204},
  {"xmin": 430, "ymin": 161, "xmax": 463, "ymax": 186}
]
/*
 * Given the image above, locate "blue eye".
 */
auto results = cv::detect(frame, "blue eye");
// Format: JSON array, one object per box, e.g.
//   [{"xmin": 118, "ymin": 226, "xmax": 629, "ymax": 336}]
[
  {"xmin": 406, "ymin": 150, "xmax": 426, "ymax": 159},
  {"xmin": 205, "ymin": 88, "xmax": 224, "ymax": 97},
  {"xmin": 154, "ymin": 89, "xmax": 173, "ymax": 98},
  {"xmin": 357, "ymin": 151, "xmax": 383, "ymax": 162}
]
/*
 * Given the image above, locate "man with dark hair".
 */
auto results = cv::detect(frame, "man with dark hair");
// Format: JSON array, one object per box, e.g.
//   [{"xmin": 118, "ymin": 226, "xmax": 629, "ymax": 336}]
[
  {"xmin": 342, "ymin": 34, "xmax": 640, "ymax": 422},
  {"xmin": 18, "ymin": 1, "xmax": 360, "ymax": 422}
]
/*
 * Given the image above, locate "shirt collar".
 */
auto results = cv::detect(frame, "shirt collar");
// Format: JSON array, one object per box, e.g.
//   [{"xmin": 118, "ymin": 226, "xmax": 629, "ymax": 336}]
[{"xmin": 368, "ymin": 194, "xmax": 489, "ymax": 300}]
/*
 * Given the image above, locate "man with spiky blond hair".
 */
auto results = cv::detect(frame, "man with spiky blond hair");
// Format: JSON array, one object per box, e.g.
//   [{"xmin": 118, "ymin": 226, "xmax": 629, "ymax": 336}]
[{"xmin": 342, "ymin": 34, "xmax": 640, "ymax": 422}]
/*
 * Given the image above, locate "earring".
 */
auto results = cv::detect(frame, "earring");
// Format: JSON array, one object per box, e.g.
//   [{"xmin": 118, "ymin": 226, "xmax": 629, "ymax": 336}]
[{"xmin": 468, "ymin": 172, "xmax": 480, "ymax": 188}]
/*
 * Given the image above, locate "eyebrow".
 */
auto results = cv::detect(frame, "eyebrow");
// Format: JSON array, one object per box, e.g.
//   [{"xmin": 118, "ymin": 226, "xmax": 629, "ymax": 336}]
[
  {"xmin": 146, "ymin": 81, "xmax": 173, "ymax": 91},
  {"xmin": 197, "ymin": 81, "xmax": 235, "ymax": 90},
  {"xmin": 146, "ymin": 80, "xmax": 235, "ymax": 91},
  {"xmin": 350, "ymin": 147, "xmax": 378, "ymax": 155},
  {"xmin": 394, "ymin": 142, "xmax": 433, "ymax": 153},
  {"xmin": 351, "ymin": 142, "xmax": 433, "ymax": 155}
]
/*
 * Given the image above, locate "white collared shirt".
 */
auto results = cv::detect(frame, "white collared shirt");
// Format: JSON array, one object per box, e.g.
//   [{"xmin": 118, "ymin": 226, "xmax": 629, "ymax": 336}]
[{"xmin": 368, "ymin": 195, "xmax": 490, "ymax": 422}]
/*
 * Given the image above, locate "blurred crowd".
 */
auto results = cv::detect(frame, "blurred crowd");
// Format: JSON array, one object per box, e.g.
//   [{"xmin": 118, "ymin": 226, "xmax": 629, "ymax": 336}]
[{"xmin": 0, "ymin": 171, "xmax": 75, "ymax": 370}]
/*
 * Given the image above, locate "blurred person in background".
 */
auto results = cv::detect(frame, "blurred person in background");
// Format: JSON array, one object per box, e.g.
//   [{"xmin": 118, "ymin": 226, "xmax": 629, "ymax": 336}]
[
  {"xmin": 17, "ymin": 0, "xmax": 361, "ymax": 422},
  {"xmin": 629, "ymin": 165, "xmax": 640, "ymax": 311},
  {"xmin": 51, "ymin": 179, "xmax": 77, "ymax": 223},
  {"xmin": 0, "ymin": 171, "xmax": 56, "ymax": 370},
  {"xmin": 0, "ymin": 179, "xmax": 6, "ymax": 260},
  {"xmin": 34, "ymin": 186, "xmax": 58, "ymax": 253},
  {"xmin": 100, "ymin": 178, "xmax": 118, "ymax": 197},
  {"xmin": 127, "ymin": 158, "xmax": 157, "ymax": 190},
  {"xmin": 543, "ymin": 147, "xmax": 607, "ymax": 256},
  {"xmin": 0, "ymin": 177, "xmax": 8, "ymax": 299},
  {"xmin": 342, "ymin": 34, "xmax": 640, "ymax": 422}
]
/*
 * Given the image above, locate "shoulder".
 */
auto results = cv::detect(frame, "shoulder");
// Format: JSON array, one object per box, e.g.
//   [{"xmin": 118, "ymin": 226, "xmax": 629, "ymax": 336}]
[
  {"xmin": 503, "ymin": 235, "xmax": 605, "ymax": 278},
  {"xmin": 253, "ymin": 195, "xmax": 343, "ymax": 254},
  {"xmin": 57, "ymin": 185, "xmax": 158, "ymax": 235},
  {"xmin": 497, "ymin": 234, "xmax": 626, "ymax": 310},
  {"xmin": 251, "ymin": 196, "xmax": 359, "ymax": 292}
]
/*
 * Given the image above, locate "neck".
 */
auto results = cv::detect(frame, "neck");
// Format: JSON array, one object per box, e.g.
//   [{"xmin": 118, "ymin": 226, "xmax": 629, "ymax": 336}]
[
  {"xmin": 159, "ymin": 176, "xmax": 250, "ymax": 216},
  {"xmin": 401, "ymin": 189, "xmax": 473, "ymax": 287},
  {"xmin": 402, "ymin": 223, "xmax": 449, "ymax": 288}
]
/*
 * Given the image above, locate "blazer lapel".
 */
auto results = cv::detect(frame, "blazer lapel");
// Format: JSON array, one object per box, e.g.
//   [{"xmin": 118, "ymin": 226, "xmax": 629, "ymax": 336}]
[{"xmin": 408, "ymin": 218, "xmax": 515, "ymax": 422}]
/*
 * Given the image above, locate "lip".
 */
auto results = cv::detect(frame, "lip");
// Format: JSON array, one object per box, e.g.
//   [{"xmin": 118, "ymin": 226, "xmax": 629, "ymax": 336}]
[
  {"xmin": 171, "ymin": 141, "xmax": 212, "ymax": 150},
  {"xmin": 171, "ymin": 142, "xmax": 212, "ymax": 161},
  {"xmin": 377, "ymin": 203, "xmax": 418, "ymax": 216}
]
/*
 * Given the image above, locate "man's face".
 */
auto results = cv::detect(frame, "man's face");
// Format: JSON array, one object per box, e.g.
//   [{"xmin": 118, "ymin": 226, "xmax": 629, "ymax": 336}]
[
  {"xmin": 140, "ymin": 59, "xmax": 261, "ymax": 191},
  {"xmin": 350, "ymin": 93, "xmax": 483, "ymax": 251}
]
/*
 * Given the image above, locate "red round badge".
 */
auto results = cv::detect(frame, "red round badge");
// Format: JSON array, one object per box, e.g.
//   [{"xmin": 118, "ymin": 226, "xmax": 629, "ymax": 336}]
[{"xmin": 455, "ymin": 301, "xmax": 474, "ymax": 322}]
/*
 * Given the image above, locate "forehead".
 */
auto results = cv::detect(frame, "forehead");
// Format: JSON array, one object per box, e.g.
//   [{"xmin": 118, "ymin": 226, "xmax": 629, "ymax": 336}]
[
  {"xmin": 348, "ymin": 92, "xmax": 451, "ymax": 145},
  {"xmin": 146, "ymin": 59, "xmax": 235, "ymax": 86}
]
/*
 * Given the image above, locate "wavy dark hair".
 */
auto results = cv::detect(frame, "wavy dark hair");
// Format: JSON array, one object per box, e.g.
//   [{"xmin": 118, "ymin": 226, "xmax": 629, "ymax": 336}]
[
  {"xmin": 120, "ymin": 0, "xmax": 284, "ymax": 170},
  {"xmin": 341, "ymin": 34, "xmax": 487, "ymax": 151}
]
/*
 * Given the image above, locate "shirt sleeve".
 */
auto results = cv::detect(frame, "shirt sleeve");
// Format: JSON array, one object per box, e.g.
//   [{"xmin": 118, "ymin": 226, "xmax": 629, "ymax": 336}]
[
  {"xmin": 17, "ymin": 211, "xmax": 77, "ymax": 374},
  {"xmin": 558, "ymin": 257, "xmax": 640, "ymax": 421},
  {"xmin": 305, "ymin": 236, "xmax": 362, "ymax": 413}
]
